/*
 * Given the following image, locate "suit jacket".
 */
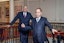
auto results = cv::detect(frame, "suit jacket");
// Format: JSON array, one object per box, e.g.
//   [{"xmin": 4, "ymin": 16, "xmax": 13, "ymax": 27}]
[
  {"xmin": 32, "ymin": 17, "xmax": 53, "ymax": 41},
  {"xmin": 10, "ymin": 12, "xmax": 33, "ymax": 33}
]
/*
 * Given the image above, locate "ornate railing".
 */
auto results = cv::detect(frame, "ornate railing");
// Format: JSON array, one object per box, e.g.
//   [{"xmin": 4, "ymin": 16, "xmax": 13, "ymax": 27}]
[{"xmin": 0, "ymin": 22, "xmax": 64, "ymax": 43}]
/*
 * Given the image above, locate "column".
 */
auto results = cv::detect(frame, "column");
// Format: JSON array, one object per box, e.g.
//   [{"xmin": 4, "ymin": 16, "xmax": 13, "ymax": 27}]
[
  {"xmin": 9, "ymin": 0, "xmax": 14, "ymax": 38},
  {"xmin": 9, "ymin": 0, "xmax": 14, "ymax": 22}
]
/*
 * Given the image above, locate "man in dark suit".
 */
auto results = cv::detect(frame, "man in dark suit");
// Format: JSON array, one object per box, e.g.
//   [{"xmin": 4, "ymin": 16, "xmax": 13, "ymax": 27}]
[
  {"xmin": 31, "ymin": 8, "xmax": 57, "ymax": 43},
  {"xmin": 8, "ymin": 6, "xmax": 33, "ymax": 43}
]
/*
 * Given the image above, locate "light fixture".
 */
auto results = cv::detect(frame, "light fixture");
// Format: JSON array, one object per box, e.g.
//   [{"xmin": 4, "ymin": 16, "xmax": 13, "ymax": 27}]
[{"xmin": 0, "ymin": 0, "xmax": 9, "ymax": 2}]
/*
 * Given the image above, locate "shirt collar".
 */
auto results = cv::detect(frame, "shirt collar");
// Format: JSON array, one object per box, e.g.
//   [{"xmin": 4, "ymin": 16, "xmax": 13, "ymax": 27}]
[{"xmin": 36, "ymin": 17, "xmax": 41, "ymax": 20}]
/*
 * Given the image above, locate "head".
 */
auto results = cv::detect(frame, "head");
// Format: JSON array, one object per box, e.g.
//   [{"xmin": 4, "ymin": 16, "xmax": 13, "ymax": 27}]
[
  {"xmin": 35, "ymin": 8, "xmax": 42, "ymax": 18},
  {"xmin": 23, "ymin": 6, "xmax": 28, "ymax": 12}
]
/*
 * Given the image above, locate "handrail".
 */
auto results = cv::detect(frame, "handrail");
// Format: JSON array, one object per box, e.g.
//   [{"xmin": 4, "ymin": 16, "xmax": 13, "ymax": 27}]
[
  {"xmin": 0, "ymin": 22, "xmax": 64, "ymax": 25},
  {"xmin": 0, "ymin": 25, "xmax": 64, "ymax": 36},
  {"xmin": 0, "ymin": 25, "xmax": 18, "ymax": 29}
]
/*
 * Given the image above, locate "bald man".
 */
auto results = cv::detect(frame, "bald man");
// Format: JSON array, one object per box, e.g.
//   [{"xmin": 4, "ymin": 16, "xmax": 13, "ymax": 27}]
[
  {"xmin": 31, "ymin": 8, "xmax": 57, "ymax": 43},
  {"xmin": 8, "ymin": 6, "xmax": 33, "ymax": 43}
]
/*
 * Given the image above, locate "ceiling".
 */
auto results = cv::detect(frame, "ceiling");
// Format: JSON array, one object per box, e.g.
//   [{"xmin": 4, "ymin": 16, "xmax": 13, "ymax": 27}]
[{"xmin": 0, "ymin": 0, "xmax": 9, "ymax": 2}]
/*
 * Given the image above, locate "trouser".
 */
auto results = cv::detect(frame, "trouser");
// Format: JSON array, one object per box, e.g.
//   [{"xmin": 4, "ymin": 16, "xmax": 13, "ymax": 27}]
[
  {"xmin": 33, "ymin": 37, "xmax": 44, "ymax": 43},
  {"xmin": 33, "ymin": 36, "xmax": 49, "ymax": 43},
  {"xmin": 57, "ymin": 35, "xmax": 61, "ymax": 43},
  {"xmin": 20, "ymin": 33, "xmax": 28, "ymax": 43}
]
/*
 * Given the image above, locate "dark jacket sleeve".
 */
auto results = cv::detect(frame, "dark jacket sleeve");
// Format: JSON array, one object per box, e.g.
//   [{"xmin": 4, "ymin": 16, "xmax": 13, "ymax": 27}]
[
  {"xmin": 23, "ymin": 20, "xmax": 33, "ymax": 32},
  {"xmin": 22, "ymin": 26, "xmax": 32, "ymax": 31},
  {"xmin": 45, "ymin": 18, "xmax": 53, "ymax": 31},
  {"xmin": 30, "ymin": 13, "xmax": 33, "ymax": 19},
  {"xmin": 10, "ymin": 13, "xmax": 19, "ymax": 25}
]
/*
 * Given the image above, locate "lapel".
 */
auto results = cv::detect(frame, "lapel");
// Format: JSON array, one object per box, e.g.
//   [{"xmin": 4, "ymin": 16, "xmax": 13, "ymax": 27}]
[
  {"xmin": 32, "ymin": 17, "xmax": 43, "ymax": 27},
  {"xmin": 26, "ymin": 12, "xmax": 28, "ymax": 18},
  {"xmin": 38, "ymin": 17, "xmax": 43, "ymax": 23}
]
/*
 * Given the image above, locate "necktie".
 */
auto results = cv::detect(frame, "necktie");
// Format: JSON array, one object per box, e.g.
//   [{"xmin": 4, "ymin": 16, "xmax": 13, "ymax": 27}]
[
  {"xmin": 36, "ymin": 18, "xmax": 39, "ymax": 22},
  {"xmin": 23, "ymin": 13, "xmax": 26, "ymax": 18}
]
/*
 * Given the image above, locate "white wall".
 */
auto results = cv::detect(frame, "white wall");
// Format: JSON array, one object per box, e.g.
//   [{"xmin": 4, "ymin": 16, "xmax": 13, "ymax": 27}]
[
  {"xmin": 27, "ymin": 0, "xmax": 40, "ymax": 17},
  {"xmin": 27, "ymin": 0, "xmax": 64, "ymax": 22},
  {"xmin": 59, "ymin": 0, "xmax": 64, "ymax": 21},
  {"xmin": 41, "ymin": 0, "xmax": 56, "ymax": 21}
]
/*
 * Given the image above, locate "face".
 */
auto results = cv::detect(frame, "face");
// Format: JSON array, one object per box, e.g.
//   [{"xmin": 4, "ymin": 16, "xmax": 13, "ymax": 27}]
[
  {"xmin": 23, "ymin": 6, "xmax": 28, "ymax": 12},
  {"xmin": 35, "ymin": 9, "xmax": 42, "ymax": 18}
]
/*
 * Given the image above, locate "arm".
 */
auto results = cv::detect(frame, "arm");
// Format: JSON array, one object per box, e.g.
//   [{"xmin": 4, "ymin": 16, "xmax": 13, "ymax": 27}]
[
  {"xmin": 7, "ymin": 13, "xmax": 19, "ymax": 27},
  {"xmin": 30, "ymin": 13, "xmax": 33, "ymax": 19},
  {"xmin": 29, "ymin": 13, "xmax": 33, "ymax": 25},
  {"xmin": 23, "ymin": 26, "xmax": 32, "ymax": 31},
  {"xmin": 10, "ymin": 13, "xmax": 19, "ymax": 25},
  {"xmin": 29, "ymin": 13, "xmax": 33, "ymax": 30},
  {"xmin": 45, "ymin": 18, "xmax": 58, "ymax": 34},
  {"xmin": 45, "ymin": 18, "xmax": 53, "ymax": 31},
  {"xmin": 24, "ymin": 19, "xmax": 33, "ymax": 31}
]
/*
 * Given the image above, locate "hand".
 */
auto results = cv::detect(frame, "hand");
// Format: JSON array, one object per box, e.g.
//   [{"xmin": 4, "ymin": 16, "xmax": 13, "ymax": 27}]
[
  {"xmin": 21, "ymin": 23, "xmax": 25, "ymax": 28},
  {"xmin": 29, "ymin": 19, "xmax": 32, "ymax": 25},
  {"xmin": 29, "ymin": 19, "xmax": 32, "ymax": 23},
  {"xmin": 52, "ymin": 29, "xmax": 58, "ymax": 34}
]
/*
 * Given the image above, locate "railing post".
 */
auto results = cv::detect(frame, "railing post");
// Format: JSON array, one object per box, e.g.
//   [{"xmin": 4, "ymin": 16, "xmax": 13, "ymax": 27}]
[
  {"xmin": 9, "ymin": 0, "xmax": 14, "ymax": 22},
  {"xmin": 9, "ymin": 0, "xmax": 14, "ymax": 43}
]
